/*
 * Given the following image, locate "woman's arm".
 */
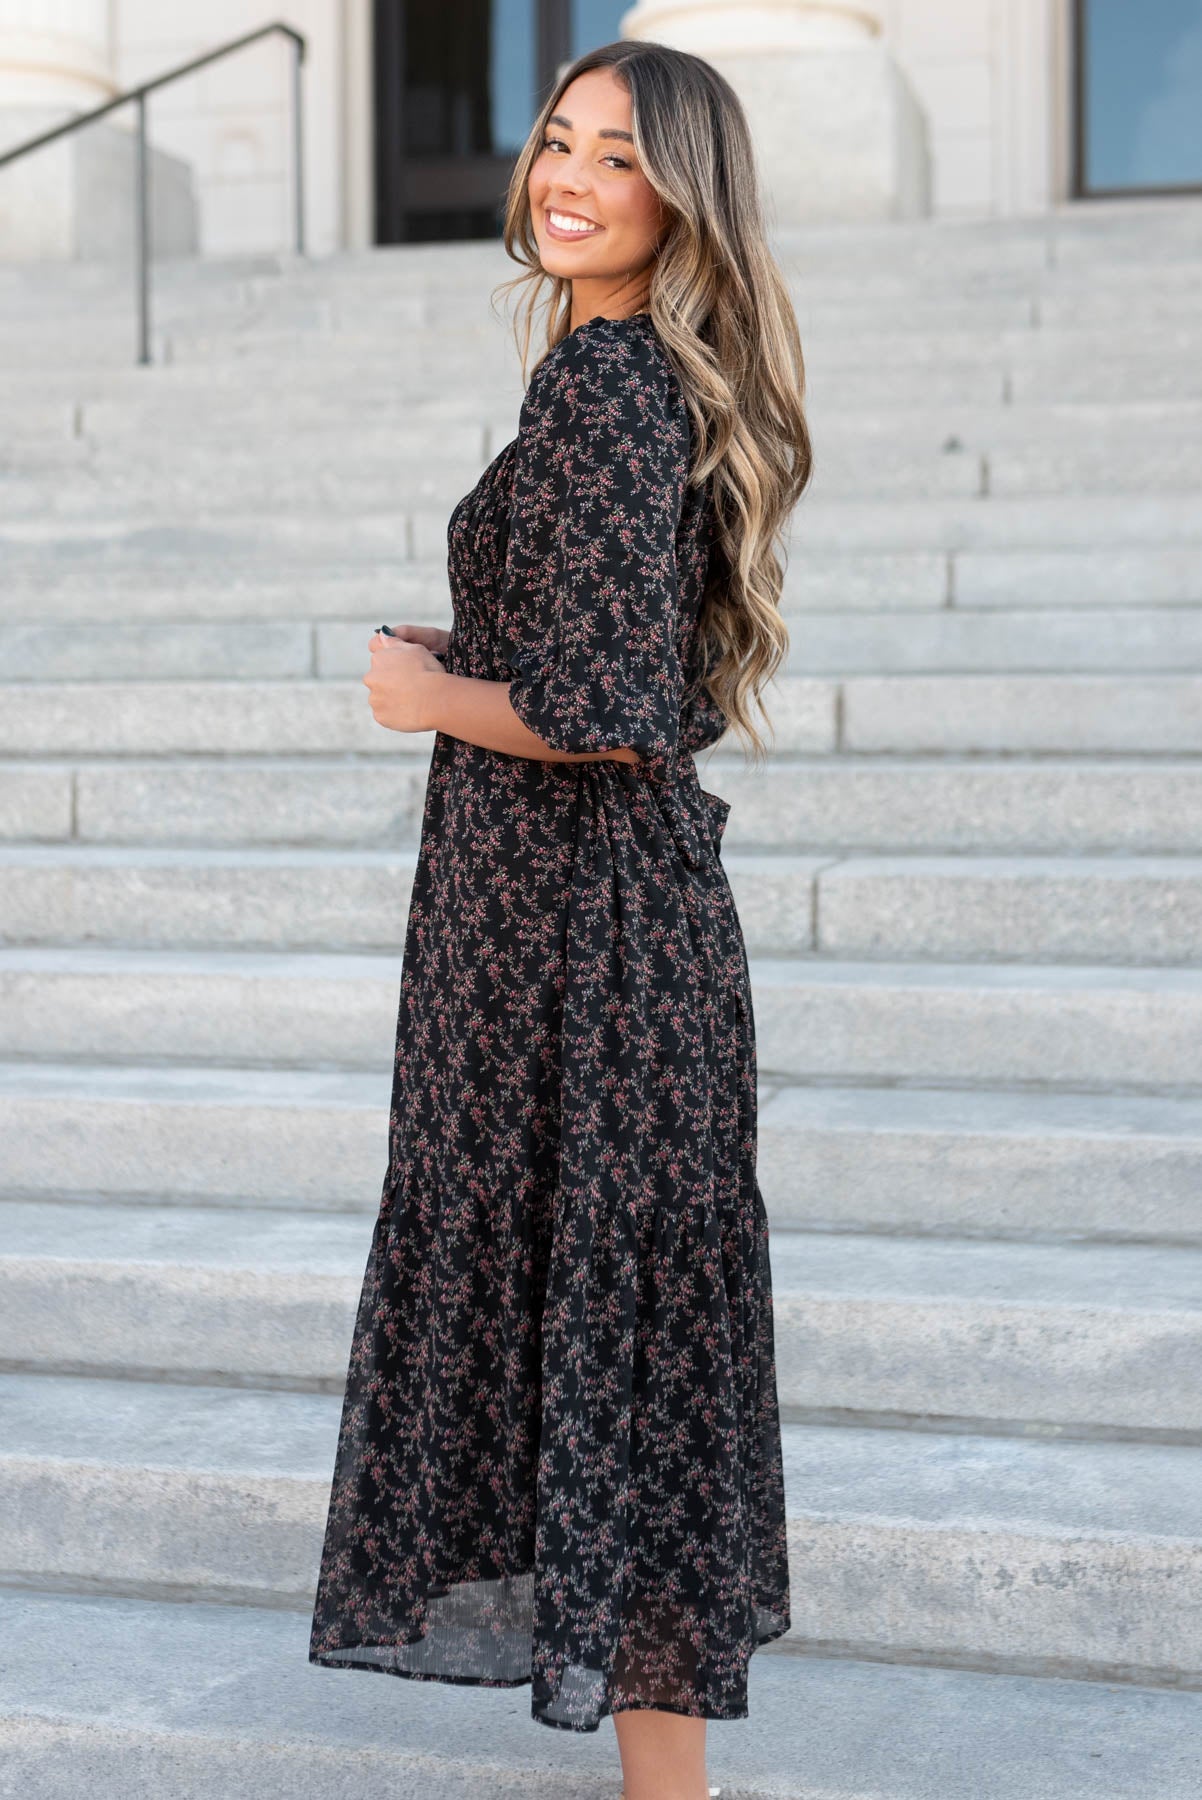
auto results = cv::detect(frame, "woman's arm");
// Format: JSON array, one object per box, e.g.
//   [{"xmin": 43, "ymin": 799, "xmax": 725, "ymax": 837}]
[
  {"xmin": 363, "ymin": 631, "xmax": 641, "ymax": 766},
  {"xmin": 430, "ymin": 668, "xmax": 642, "ymax": 765}
]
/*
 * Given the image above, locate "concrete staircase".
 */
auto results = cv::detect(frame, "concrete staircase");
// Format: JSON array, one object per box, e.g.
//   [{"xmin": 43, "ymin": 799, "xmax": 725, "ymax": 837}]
[{"xmin": 2, "ymin": 200, "xmax": 1202, "ymax": 1797}]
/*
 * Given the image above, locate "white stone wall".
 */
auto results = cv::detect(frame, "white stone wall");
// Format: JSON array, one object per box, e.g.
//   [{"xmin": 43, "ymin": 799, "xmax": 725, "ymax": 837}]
[
  {"xmin": 109, "ymin": 0, "xmax": 1070, "ymax": 245},
  {"xmin": 4, "ymin": 0, "xmax": 1068, "ymax": 257},
  {"xmin": 883, "ymin": 0, "xmax": 1063, "ymax": 215},
  {"xmin": 109, "ymin": 0, "xmax": 352, "ymax": 256}
]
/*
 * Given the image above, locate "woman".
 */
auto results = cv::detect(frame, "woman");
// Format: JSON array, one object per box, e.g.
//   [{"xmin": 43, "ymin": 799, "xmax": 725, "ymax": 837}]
[{"xmin": 309, "ymin": 39, "xmax": 811, "ymax": 1800}]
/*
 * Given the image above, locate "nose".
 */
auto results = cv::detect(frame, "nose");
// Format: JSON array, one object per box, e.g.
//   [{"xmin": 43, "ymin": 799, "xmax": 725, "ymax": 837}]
[{"xmin": 546, "ymin": 150, "xmax": 590, "ymax": 194}]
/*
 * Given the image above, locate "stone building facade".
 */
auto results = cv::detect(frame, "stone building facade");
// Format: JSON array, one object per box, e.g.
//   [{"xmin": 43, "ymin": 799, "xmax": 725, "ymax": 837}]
[{"xmin": 0, "ymin": 2, "xmax": 1198, "ymax": 259}]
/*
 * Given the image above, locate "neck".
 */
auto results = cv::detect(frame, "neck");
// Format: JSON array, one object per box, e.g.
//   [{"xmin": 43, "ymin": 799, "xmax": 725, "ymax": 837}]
[{"xmin": 567, "ymin": 279, "xmax": 652, "ymax": 335}]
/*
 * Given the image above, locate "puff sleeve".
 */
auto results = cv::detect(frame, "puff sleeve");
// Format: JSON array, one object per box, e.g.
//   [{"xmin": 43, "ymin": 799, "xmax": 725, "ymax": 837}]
[{"xmin": 497, "ymin": 323, "xmax": 691, "ymax": 785}]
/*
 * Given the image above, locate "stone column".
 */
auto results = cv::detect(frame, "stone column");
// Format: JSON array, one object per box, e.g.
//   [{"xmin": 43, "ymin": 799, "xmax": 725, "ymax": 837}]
[
  {"xmin": 0, "ymin": 0, "xmax": 196, "ymax": 261},
  {"xmin": 620, "ymin": 0, "xmax": 930, "ymax": 225},
  {"xmin": 0, "ymin": 0, "xmax": 116, "ymax": 112}
]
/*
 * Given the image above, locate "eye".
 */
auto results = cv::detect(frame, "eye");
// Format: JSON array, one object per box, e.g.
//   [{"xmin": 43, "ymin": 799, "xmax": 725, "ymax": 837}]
[{"xmin": 541, "ymin": 134, "xmax": 631, "ymax": 170}]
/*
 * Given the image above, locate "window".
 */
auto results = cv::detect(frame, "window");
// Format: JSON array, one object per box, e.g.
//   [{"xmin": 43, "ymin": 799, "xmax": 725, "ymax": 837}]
[{"xmin": 1075, "ymin": 0, "xmax": 1202, "ymax": 195}]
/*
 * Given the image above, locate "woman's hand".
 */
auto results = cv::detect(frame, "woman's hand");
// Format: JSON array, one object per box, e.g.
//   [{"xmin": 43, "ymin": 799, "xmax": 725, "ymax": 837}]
[
  {"xmin": 364, "ymin": 627, "xmax": 449, "ymax": 733},
  {"xmin": 376, "ymin": 623, "xmax": 450, "ymax": 655}
]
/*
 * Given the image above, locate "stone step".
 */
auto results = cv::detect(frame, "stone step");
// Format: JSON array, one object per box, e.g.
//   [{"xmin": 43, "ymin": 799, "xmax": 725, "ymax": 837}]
[
  {"xmin": 5, "ymin": 321, "xmax": 1191, "ymax": 405},
  {"xmin": 8, "ymin": 755, "xmax": 1202, "ymax": 855},
  {"xmin": 724, "ymin": 608, "xmax": 1202, "ymax": 673},
  {"xmin": 1, "ymin": 1200, "xmax": 1197, "ymax": 1433},
  {"xmin": 752, "ymin": 957, "xmax": 1202, "ymax": 1095},
  {"xmin": 1, "ymin": 1371, "xmax": 1198, "ymax": 1680},
  {"xmin": 430, "ymin": 493, "xmax": 1202, "ymax": 556},
  {"xmin": 20, "ymin": 394, "xmax": 1201, "ymax": 451},
  {"xmin": 6, "ymin": 369, "xmax": 1171, "ymax": 420},
  {"xmin": 0, "ymin": 679, "xmax": 804, "ymax": 758},
  {"xmin": 755, "ymin": 1083, "xmax": 1202, "ymax": 1241},
  {"xmin": 0, "ymin": 1061, "xmax": 1197, "ymax": 1239},
  {"xmin": 2, "ymin": 673, "xmax": 1200, "ymax": 757},
  {"xmin": 9, "ymin": 277, "xmax": 1199, "ymax": 341},
  {"xmin": 244, "ymin": 231, "xmax": 1202, "ymax": 279},
  {"xmin": 0, "ymin": 289, "xmax": 1041, "ymax": 346},
  {"xmin": 2, "ymin": 843, "xmax": 1200, "ymax": 962},
  {"xmin": 7, "ymin": 1592, "xmax": 1200, "ymax": 1800},
  {"xmin": 11, "ymin": 431, "xmax": 1202, "ymax": 515},
  {"xmin": 4, "ymin": 606, "xmax": 1198, "ymax": 683},
  {"xmin": 8, "ymin": 276, "xmax": 1202, "ymax": 370},
  {"xmin": 5, "ymin": 545, "xmax": 1202, "ymax": 618},
  {"xmin": 0, "ymin": 1061, "xmax": 389, "ymax": 1210},
  {"xmin": 806, "ymin": 495, "xmax": 1202, "ymax": 556},
  {"xmin": 110, "ymin": 320, "xmax": 1202, "ymax": 371},
  {"xmin": 0, "ymin": 948, "xmax": 403, "ymax": 1070},
  {"xmin": 4, "ymin": 494, "xmax": 1201, "ymax": 565},
  {"xmin": 1003, "ymin": 356, "xmax": 1202, "ymax": 404},
  {"xmin": 5, "ymin": 222, "xmax": 1196, "ymax": 291},
  {"xmin": 12, "ymin": 455, "xmax": 1202, "ymax": 528},
  {"xmin": 12, "ymin": 248, "xmax": 1199, "ymax": 311},
  {"xmin": 984, "ymin": 442, "xmax": 1202, "ymax": 497},
  {"xmin": 0, "ymin": 564, "xmax": 447, "ymax": 623},
  {"xmin": 807, "ymin": 853, "xmax": 1202, "ymax": 965},
  {"xmin": 3, "ymin": 947, "xmax": 1200, "ymax": 1094},
  {"xmin": 6, "ymin": 199, "xmax": 1198, "ymax": 272},
  {"xmin": 71, "ymin": 407, "xmax": 493, "ymax": 458},
  {"xmin": 0, "ymin": 455, "xmax": 490, "ymax": 524},
  {"xmin": 954, "ymin": 547, "xmax": 1202, "ymax": 608},
  {"xmin": 0, "ymin": 351, "xmax": 1014, "ymax": 411},
  {"xmin": 5, "ymin": 334, "xmax": 1196, "ymax": 410},
  {"xmin": 839, "ymin": 674, "xmax": 1202, "ymax": 753}
]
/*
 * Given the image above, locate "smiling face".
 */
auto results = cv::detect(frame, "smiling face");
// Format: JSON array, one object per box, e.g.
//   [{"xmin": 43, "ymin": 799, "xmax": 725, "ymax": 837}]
[{"xmin": 528, "ymin": 67, "xmax": 667, "ymax": 325}]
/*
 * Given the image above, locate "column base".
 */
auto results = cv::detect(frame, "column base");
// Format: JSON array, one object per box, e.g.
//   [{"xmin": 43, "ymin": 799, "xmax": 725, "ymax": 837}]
[
  {"xmin": 708, "ymin": 44, "xmax": 930, "ymax": 225},
  {"xmin": 0, "ymin": 107, "xmax": 199, "ymax": 262}
]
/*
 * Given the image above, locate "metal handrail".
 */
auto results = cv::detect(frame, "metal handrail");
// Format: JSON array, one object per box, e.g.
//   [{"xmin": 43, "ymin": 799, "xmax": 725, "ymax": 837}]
[{"xmin": 0, "ymin": 22, "xmax": 307, "ymax": 365}]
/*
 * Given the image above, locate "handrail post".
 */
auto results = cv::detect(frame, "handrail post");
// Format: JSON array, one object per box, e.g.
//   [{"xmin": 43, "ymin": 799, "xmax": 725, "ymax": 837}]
[
  {"xmin": 292, "ymin": 37, "xmax": 306, "ymax": 257},
  {"xmin": 135, "ymin": 90, "xmax": 150, "ymax": 365}
]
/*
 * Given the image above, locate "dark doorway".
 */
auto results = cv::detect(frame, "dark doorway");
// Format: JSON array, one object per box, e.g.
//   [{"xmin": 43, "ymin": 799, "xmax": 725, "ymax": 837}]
[
  {"xmin": 1073, "ymin": 0, "xmax": 1202, "ymax": 196},
  {"xmin": 373, "ymin": 0, "xmax": 629, "ymax": 243}
]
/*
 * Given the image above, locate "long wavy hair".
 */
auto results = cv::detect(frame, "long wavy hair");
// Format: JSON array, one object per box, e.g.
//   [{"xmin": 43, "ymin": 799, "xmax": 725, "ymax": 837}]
[{"xmin": 491, "ymin": 39, "xmax": 812, "ymax": 764}]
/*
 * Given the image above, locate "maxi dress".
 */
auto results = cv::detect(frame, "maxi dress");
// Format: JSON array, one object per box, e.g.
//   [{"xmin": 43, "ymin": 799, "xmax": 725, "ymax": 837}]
[{"xmin": 308, "ymin": 309, "xmax": 792, "ymax": 1732}]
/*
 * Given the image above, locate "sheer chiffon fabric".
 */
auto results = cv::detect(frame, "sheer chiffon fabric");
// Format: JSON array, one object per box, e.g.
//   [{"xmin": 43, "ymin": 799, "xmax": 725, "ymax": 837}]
[{"xmin": 308, "ymin": 312, "xmax": 791, "ymax": 1730}]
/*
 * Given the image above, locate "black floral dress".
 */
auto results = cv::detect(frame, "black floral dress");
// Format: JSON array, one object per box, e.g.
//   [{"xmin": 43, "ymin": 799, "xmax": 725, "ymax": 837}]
[{"xmin": 308, "ymin": 310, "xmax": 792, "ymax": 1732}]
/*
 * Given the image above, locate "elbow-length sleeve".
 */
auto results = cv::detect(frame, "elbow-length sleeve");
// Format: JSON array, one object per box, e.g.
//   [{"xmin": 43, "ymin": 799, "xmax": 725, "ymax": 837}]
[{"xmin": 496, "ymin": 322, "xmax": 691, "ymax": 786}]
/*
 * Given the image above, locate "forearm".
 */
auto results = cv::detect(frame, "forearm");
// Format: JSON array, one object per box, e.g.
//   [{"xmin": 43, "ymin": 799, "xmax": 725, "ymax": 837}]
[{"xmin": 423, "ymin": 670, "xmax": 641, "ymax": 766}]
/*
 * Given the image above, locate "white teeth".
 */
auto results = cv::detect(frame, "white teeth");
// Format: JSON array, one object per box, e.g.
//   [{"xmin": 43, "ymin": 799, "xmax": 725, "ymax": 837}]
[{"xmin": 548, "ymin": 210, "xmax": 599, "ymax": 233}]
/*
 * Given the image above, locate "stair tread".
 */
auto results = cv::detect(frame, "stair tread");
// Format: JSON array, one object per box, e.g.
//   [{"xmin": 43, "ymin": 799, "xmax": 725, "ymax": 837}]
[
  {"xmin": 5, "ymin": 942, "xmax": 1201, "ymax": 991},
  {"xmin": 2, "ymin": 1056, "xmax": 1200, "ymax": 1127},
  {"xmin": 5, "ymin": 1589, "xmax": 1200, "ymax": 1800},
  {"xmin": 5, "ymin": 843, "xmax": 1202, "ymax": 872},
  {"xmin": 2, "ymin": 1198, "xmax": 1200, "ymax": 1311},
  {"xmin": 1, "ymin": 1370, "xmax": 1198, "ymax": 1536}
]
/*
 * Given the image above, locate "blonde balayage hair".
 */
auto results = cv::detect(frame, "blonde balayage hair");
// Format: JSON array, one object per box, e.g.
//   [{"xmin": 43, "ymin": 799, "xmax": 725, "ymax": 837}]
[{"xmin": 492, "ymin": 40, "xmax": 812, "ymax": 765}]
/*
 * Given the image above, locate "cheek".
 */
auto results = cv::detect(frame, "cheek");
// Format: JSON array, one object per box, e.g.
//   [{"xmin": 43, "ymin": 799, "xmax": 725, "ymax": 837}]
[{"xmin": 620, "ymin": 189, "xmax": 663, "ymax": 249}]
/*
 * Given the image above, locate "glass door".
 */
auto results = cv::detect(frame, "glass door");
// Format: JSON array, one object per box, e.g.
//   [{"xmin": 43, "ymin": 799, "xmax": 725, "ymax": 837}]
[
  {"xmin": 374, "ymin": 0, "xmax": 635, "ymax": 243},
  {"xmin": 1074, "ymin": 0, "xmax": 1202, "ymax": 195}
]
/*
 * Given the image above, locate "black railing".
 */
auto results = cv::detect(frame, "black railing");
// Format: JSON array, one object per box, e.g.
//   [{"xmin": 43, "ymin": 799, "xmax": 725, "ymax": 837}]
[{"xmin": 0, "ymin": 23, "xmax": 307, "ymax": 365}]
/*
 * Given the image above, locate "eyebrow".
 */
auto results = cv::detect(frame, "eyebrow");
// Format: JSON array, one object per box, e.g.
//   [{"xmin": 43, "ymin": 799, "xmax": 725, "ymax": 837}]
[{"xmin": 546, "ymin": 113, "xmax": 634, "ymax": 144}]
